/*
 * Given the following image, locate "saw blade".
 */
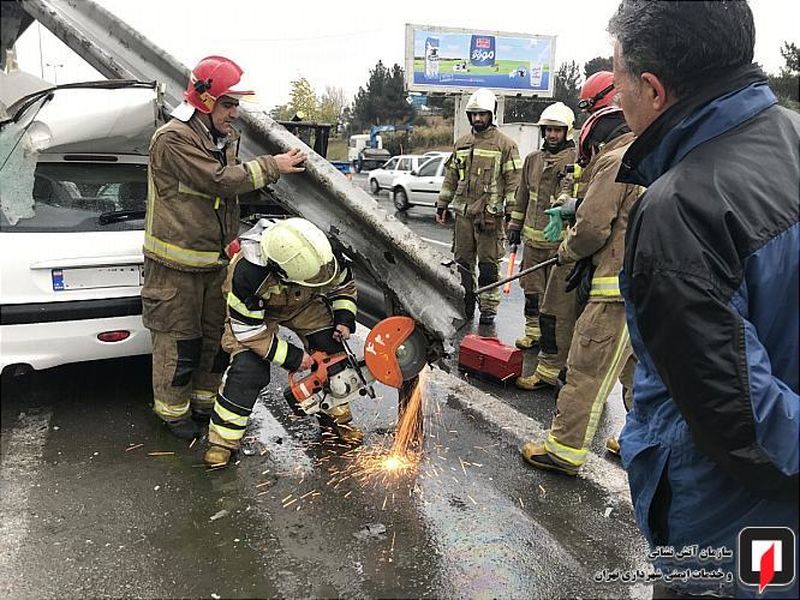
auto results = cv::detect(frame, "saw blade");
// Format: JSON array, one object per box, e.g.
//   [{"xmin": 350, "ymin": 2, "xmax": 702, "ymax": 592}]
[{"xmin": 393, "ymin": 328, "xmax": 428, "ymax": 381}]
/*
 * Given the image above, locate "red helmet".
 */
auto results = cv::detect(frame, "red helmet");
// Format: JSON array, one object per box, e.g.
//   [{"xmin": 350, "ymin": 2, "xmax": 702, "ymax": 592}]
[
  {"xmin": 578, "ymin": 106, "xmax": 626, "ymax": 164},
  {"xmin": 184, "ymin": 56, "xmax": 253, "ymax": 114},
  {"xmin": 578, "ymin": 71, "xmax": 615, "ymax": 113}
]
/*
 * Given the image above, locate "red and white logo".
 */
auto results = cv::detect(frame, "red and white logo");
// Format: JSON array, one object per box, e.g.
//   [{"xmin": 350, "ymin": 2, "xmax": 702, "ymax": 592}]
[{"xmin": 738, "ymin": 527, "xmax": 796, "ymax": 594}]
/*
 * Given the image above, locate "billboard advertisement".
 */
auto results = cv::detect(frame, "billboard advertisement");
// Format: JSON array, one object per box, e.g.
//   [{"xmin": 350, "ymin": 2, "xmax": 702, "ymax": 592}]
[{"xmin": 405, "ymin": 24, "xmax": 556, "ymax": 97}]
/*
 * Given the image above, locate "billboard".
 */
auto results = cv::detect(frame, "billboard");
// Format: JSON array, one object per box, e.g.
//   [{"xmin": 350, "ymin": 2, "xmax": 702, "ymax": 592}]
[{"xmin": 405, "ymin": 24, "xmax": 556, "ymax": 97}]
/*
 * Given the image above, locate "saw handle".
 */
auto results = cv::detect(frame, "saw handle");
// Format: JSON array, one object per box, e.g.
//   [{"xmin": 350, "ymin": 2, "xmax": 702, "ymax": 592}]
[{"xmin": 503, "ymin": 245, "xmax": 517, "ymax": 294}]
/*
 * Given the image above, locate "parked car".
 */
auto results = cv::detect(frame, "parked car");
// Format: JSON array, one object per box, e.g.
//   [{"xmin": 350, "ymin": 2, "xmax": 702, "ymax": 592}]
[
  {"xmin": 0, "ymin": 72, "xmax": 161, "ymax": 374},
  {"xmin": 367, "ymin": 154, "xmax": 426, "ymax": 194},
  {"xmin": 390, "ymin": 153, "xmax": 448, "ymax": 211}
]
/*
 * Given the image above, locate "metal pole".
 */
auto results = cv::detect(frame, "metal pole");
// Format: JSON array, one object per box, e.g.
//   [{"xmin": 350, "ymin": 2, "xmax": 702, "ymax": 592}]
[{"xmin": 474, "ymin": 256, "xmax": 558, "ymax": 295}]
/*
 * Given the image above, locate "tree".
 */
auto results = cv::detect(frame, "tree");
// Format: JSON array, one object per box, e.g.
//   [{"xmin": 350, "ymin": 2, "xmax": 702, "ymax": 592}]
[
  {"xmin": 270, "ymin": 76, "xmax": 319, "ymax": 121},
  {"xmin": 349, "ymin": 60, "xmax": 414, "ymax": 134},
  {"xmin": 768, "ymin": 42, "xmax": 799, "ymax": 111},
  {"xmin": 554, "ymin": 60, "xmax": 582, "ymax": 116},
  {"xmin": 318, "ymin": 85, "xmax": 347, "ymax": 125},
  {"xmin": 583, "ymin": 56, "xmax": 613, "ymax": 78}
]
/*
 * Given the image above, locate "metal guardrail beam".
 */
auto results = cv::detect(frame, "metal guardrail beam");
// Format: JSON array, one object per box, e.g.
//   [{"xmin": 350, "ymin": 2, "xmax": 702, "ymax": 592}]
[{"xmin": 19, "ymin": 0, "xmax": 465, "ymax": 355}]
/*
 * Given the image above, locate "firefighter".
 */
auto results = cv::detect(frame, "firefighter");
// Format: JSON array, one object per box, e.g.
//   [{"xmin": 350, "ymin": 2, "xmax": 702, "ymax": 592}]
[
  {"xmin": 506, "ymin": 102, "xmax": 575, "ymax": 351},
  {"xmin": 142, "ymin": 55, "xmax": 307, "ymax": 440},
  {"xmin": 520, "ymin": 106, "xmax": 639, "ymax": 475},
  {"xmin": 436, "ymin": 88, "xmax": 522, "ymax": 324},
  {"xmin": 203, "ymin": 218, "xmax": 361, "ymax": 467},
  {"xmin": 516, "ymin": 72, "xmax": 619, "ymax": 392}
]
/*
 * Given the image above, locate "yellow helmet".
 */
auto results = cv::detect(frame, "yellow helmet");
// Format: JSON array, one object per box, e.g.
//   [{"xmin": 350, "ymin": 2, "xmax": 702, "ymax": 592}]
[
  {"xmin": 260, "ymin": 218, "xmax": 339, "ymax": 287},
  {"xmin": 535, "ymin": 101, "xmax": 576, "ymax": 139}
]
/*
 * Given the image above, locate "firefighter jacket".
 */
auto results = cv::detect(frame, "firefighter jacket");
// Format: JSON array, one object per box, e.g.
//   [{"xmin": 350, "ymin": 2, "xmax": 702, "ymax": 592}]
[
  {"xmin": 221, "ymin": 222, "xmax": 357, "ymax": 373},
  {"xmin": 558, "ymin": 133, "xmax": 640, "ymax": 302},
  {"xmin": 145, "ymin": 115, "xmax": 280, "ymax": 272},
  {"xmin": 509, "ymin": 143, "xmax": 575, "ymax": 248},
  {"xmin": 437, "ymin": 125, "xmax": 522, "ymax": 219},
  {"xmin": 617, "ymin": 65, "xmax": 798, "ymax": 596}
]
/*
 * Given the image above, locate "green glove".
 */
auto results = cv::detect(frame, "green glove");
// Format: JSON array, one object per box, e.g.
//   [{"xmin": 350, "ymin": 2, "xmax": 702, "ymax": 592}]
[{"xmin": 543, "ymin": 207, "xmax": 565, "ymax": 242}]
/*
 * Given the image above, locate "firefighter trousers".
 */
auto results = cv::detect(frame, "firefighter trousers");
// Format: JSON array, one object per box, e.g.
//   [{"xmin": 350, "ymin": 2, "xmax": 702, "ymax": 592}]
[
  {"xmin": 544, "ymin": 301, "xmax": 633, "ymax": 467},
  {"xmin": 534, "ymin": 262, "xmax": 582, "ymax": 384},
  {"xmin": 518, "ymin": 242, "xmax": 558, "ymax": 340},
  {"xmin": 141, "ymin": 258, "xmax": 228, "ymax": 423},
  {"xmin": 209, "ymin": 302, "xmax": 353, "ymax": 450},
  {"xmin": 453, "ymin": 213, "xmax": 505, "ymax": 316}
]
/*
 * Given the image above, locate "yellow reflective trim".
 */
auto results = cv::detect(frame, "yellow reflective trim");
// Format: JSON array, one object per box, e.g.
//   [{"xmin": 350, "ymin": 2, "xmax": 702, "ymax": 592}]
[
  {"xmin": 244, "ymin": 160, "xmax": 265, "ymax": 189},
  {"xmin": 213, "ymin": 402, "xmax": 248, "ymax": 427},
  {"xmin": 153, "ymin": 398, "xmax": 190, "ymax": 420},
  {"xmin": 472, "ymin": 148, "xmax": 501, "ymax": 158},
  {"xmin": 534, "ymin": 363, "xmax": 561, "ymax": 381},
  {"xmin": 511, "ymin": 211, "xmax": 525, "ymax": 221},
  {"xmin": 272, "ymin": 338, "xmax": 288, "ymax": 366},
  {"xmin": 191, "ymin": 389, "xmax": 217, "ymax": 405},
  {"xmin": 544, "ymin": 431, "xmax": 587, "ymax": 466},
  {"xmin": 144, "ymin": 232, "xmax": 223, "ymax": 268},
  {"xmin": 332, "ymin": 298, "xmax": 356, "ymax": 315},
  {"xmin": 214, "ymin": 196, "xmax": 221, "ymax": 209},
  {"xmin": 210, "ymin": 421, "xmax": 246, "ymax": 441},
  {"xmin": 590, "ymin": 277, "xmax": 621, "ymax": 297},
  {"xmin": 177, "ymin": 181, "xmax": 213, "ymax": 198},
  {"xmin": 227, "ymin": 291, "xmax": 264, "ymax": 320},
  {"xmin": 503, "ymin": 158, "xmax": 523, "ymax": 171}
]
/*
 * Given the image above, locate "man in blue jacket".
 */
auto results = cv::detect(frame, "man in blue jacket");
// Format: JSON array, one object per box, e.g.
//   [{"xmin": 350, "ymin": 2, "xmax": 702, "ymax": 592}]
[{"xmin": 608, "ymin": 1, "xmax": 798, "ymax": 598}]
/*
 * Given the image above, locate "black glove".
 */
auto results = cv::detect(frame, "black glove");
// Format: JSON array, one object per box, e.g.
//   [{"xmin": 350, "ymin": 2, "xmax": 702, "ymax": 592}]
[
  {"xmin": 436, "ymin": 207, "xmax": 448, "ymax": 223},
  {"xmin": 565, "ymin": 258, "xmax": 595, "ymax": 306},
  {"xmin": 506, "ymin": 227, "xmax": 521, "ymax": 247}
]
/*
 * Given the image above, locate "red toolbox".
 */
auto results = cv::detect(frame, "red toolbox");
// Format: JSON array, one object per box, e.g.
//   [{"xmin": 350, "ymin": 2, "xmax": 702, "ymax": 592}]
[{"xmin": 458, "ymin": 335, "xmax": 523, "ymax": 382}]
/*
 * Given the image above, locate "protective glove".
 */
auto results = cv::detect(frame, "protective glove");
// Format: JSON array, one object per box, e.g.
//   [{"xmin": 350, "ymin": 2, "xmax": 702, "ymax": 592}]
[
  {"xmin": 565, "ymin": 257, "xmax": 595, "ymax": 306},
  {"xmin": 506, "ymin": 226, "xmax": 521, "ymax": 247},
  {"xmin": 543, "ymin": 207, "xmax": 566, "ymax": 242},
  {"xmin": 435, "ymin": 206, "xmax": 448, "ymax": 224}
]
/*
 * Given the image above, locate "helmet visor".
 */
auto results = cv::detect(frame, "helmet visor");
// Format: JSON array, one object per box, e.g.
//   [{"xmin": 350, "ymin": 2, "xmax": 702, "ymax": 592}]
[{"xmin": 578, "ymin": 83, "xmax": 615, "ymax": 111}]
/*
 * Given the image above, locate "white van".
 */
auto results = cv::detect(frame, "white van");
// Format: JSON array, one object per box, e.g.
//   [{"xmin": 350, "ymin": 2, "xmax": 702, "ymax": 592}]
[{"xmin": 0, "ymin": 72, "xmax": 161, "ymax": 373}]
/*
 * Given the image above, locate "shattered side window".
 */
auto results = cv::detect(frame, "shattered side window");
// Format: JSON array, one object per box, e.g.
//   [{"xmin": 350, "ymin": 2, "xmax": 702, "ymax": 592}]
[{"xmin": 0, "ymin": 122, "xmax": 37, "ymax": 226}]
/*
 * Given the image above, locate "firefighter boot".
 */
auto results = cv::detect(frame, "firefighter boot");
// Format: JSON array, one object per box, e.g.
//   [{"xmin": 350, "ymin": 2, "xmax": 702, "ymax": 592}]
[
  {"xmin": 165, "ymin": 417, "xmax": 201, "ymax": 441},
  {"xmin": 605, "ymin": 437, "xmax": 621, "ymax": 457},
  {"xmin": 319, "ymin": 404, "xmax": 364, "ymax": 446},
  {"xmin": 515, "ymin": 316, "xmax": 541, "ymax": 350},
  {"xmin": 521, "ymin": 442, "xmax": 578, "ymax": 476},
  {"xmin": 478, "ymin": 310, "xmax": 496, "ymax": 325},
  {"xmin": 203, "ymin": 444, "xmax": 232, "ymax": 468},
  {"xmin": 515, "ymin": 372, "xmax": 555, "ymax": 391}
]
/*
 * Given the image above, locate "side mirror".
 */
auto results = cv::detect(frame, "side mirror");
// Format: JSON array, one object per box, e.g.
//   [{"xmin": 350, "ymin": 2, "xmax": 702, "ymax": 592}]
[{"xmin": 410, "ymin": 170, "xmax": 418, "ymax": 177}]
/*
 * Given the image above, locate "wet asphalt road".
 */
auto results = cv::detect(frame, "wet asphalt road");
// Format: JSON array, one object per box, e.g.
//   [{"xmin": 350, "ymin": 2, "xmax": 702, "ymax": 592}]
[{"xmin": 0, "ymin": 174, "xmax": 648, "ymax": 599}]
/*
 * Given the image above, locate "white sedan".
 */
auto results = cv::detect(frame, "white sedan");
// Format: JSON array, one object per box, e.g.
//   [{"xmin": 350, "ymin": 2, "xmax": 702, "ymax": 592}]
[
  {"xmin": 390, "ymin": 153, "xmax": 448, "ymax": 211},
  {"xmin": 367, "ymin": 154, "xmax": 426, "ymax": 194}
]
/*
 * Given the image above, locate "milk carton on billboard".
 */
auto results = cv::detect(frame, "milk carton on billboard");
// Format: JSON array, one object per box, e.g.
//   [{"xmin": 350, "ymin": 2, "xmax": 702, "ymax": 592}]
[
  {"xmin": 424, "ymin": 37, "xmax": 440, "ymax": 79},
  {"xmin": 470, "ymin": 35, "xmax": 496, "ymax": 68},
  {"xmin": 529, "ymin": 62, "xmax": 543, "ymax": 87}
]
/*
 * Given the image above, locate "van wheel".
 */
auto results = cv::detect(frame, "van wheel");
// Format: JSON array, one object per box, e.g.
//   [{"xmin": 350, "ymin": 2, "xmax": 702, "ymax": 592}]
[
  {"xmin": 369, "ymin": 179, "xmax": 380, "ymax": 194},
  {"xmin": 393, "ymin": 188, "xmax": 410, "ymax": 211}
]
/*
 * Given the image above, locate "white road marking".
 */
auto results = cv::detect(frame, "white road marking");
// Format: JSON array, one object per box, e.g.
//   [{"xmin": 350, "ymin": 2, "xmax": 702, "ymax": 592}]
[
  {"xmin": 0, "ymin": 409, "xmax": 52, "ymax": 596},
  {"xmin": 419, "ymin": 236, "xmax": 450, "ymax": 248}
]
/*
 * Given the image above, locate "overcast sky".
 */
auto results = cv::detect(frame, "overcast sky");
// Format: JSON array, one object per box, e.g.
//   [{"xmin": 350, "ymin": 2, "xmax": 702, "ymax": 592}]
[{"xmin": 13, "ymin": 0, "xmax": 800, "ymax": 109}]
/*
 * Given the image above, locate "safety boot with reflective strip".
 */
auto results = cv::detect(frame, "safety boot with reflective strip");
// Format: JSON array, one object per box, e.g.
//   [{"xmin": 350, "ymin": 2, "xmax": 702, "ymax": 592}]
[
  {"xmin": 520, "ymin": 442, "xmax": 578, "ymax": 476},
  {"xmin": 515, "ymin": 316, "xmax": 541, "ymax": 350}
]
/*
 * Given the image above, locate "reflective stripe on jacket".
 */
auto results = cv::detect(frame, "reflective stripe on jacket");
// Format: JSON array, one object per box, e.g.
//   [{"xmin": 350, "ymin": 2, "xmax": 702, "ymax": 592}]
[
  {"xmin": 558, "ymin": 133, "xmax": 641, "ymax": 301},
  {"xmin": 510, "ymin": 144, "xmax": 575, "ymax": 249},
  {"xmin": 437, "ymin": 126, "xmax": 522, "ymax": 217},
  {"xmin": 145, "ymin": 116, "xmax": 280, "ymax": 271}
]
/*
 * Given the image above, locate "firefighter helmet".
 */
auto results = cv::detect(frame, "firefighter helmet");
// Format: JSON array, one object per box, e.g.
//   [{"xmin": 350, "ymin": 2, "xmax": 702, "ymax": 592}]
[
  {"xmin": 184, "ymin": 55, "xmax": 254, "ymax": 114},
  {"xmin": 578, "ymin": 71, "xmax": 616, "ymax": 113},
  {"xmin": 465, "ymin": 88, "xmax": 497, "ymax": 116},
  {"xmin": 578, "ymin": 106, "xmax": 628, "ymax": 165},
  {"xmin": 535, "ymin": 102, "xmax": 575, "ymax": 139},
  {"xmin": 260, "ymin": 218, "xmax": 339, "ymax": 287}
]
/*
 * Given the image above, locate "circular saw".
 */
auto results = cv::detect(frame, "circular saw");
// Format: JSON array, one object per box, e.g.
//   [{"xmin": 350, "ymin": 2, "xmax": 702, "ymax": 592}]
[{"xmin": 364, "ymin": 316, "xmax": 428, "ymax": 388}]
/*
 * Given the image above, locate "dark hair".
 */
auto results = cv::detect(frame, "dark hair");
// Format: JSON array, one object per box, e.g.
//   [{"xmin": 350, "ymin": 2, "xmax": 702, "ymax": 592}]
[{"xmin": 608, "ymin": 0, "xmax": 755, "ymax": 99}]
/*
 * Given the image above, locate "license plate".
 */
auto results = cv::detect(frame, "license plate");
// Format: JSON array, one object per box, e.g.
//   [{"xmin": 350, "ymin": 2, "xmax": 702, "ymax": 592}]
[{"xmin": 52, "ymin": 265, "xmax": 143, "ymax": 291}]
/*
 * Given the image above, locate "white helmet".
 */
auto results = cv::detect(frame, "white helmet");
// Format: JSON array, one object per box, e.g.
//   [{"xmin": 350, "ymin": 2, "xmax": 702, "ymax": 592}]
[
  {"xmin": 535, "ymin": 101, "xmax": 576, "ymax": 139},
  {"xmin": 260, "ymin": 218, "xmax": 339, "ymax": 287},
  {"xmin": 465, "ymin": 88, "xmax": 497, "ymax": 117}
]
